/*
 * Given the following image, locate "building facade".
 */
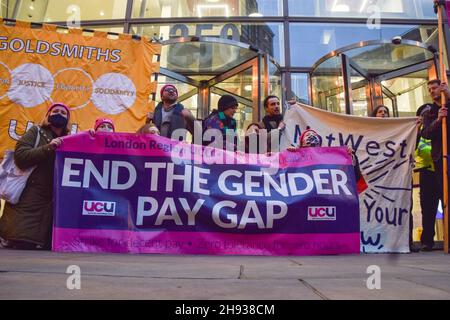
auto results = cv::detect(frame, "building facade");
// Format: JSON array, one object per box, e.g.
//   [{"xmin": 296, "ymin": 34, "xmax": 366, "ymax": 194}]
[{"xmin": 1, "ymin": 0, "xmax": 445, "ymax": 124}]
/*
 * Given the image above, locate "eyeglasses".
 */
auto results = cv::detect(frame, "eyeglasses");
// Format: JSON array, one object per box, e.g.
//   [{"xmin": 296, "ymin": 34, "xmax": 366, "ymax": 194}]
[{"xmin": 164, "ymin": 88, "xmax": 177, "ymax": 93}]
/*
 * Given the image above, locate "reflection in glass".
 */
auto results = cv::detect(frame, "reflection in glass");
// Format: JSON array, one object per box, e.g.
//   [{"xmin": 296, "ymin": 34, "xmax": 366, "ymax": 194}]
[
  {"xmin": 160, "ymin": 41, "xmax": 258, "ymax": 76},
  {"xmin": 13, "ymin": 0, "xmax": 127, "ymax": 22},
  {"xmin": 290, "ymin": 23, "xmax": 437, "ymax": 67},
  {"xmin": 350, "ymin": 68, "xmax": 369, "ymax": 116},
  {"xmin": 288, "ymin": 0, "xmax": 435, "ymax": 19},
  {"xmin": 381, "ymin": 69, "xmax": 431, "ymax": 117},
  {"xmin": 311, "ymin": 56, "xmax": 345, "ymax": 113},
  {"xmin": 290, "ymin": 73, "xmax": 310, "ymax": 104},
  {"xmin": 1, "ymin": 0, "xmax": 18, "ymax": 18},
  {"xmin": 268, "ymin": 59, "xmax": 281, "ymax": 99},
  {"xmin": 132, "ymin": 0, "xmax": 282, "ymax": 18},
  {"xmin": 214, "ymin": 68, "xmax": 253, "ymax": 100},
  {"xmin": 132, "ymin": 22, "xmax": 284, "ymax": 66},
  {"xmin": 82, "ymin": 26, "xmax": 126, "ymax": 34}
]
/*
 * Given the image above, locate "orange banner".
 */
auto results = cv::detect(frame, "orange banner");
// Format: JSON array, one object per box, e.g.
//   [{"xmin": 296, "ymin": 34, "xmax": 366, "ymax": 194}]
[{"xmin": 0, "ymin": 20, "xmax": 161, "ymax": 157}]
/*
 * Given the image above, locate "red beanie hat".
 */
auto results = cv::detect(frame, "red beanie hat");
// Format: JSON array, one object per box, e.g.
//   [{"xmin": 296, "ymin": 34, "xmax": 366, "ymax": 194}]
[
  {"xmin": 47, "ymin": 102, "xmax": 70, "ymax": 119},
  {"xmin": 160, "ymin": 84, "xmax": 178, "ymax": 98},
  {"xmin": 94, "ymin": 118, "xmax": 115, "ymax": 131},
  {"xmin": 300, "ymin": 128, "xmax": 322, "ymax": 146}
]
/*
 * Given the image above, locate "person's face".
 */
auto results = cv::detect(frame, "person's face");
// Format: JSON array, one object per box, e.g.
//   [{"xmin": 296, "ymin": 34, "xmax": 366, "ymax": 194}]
[
  {"xmin": 49, "ymin": 106, "xmax": 68, "ymax": 119},
  {"xmin": 428, "ymin": 83, "xmax": 441, "ymax": 101},
  {"xmin": 375, "ymin": 107, "xmax": 389, "ymax": 118},
  {"xmin": 96, "ymin": 123, "xmax": 114, "ymax": 132},
  {"xmin": 162, "ymin": 86, "xmax": 178, "ymax": 104},
  {"xmin": 223, "ymin": 105, "xmax": 238, "ymax": 118},
  {"xmin": 266, "ymin": 97, "xmax": 281, "ymax": 116},
  {"xmin": 301, "ymin": 131, "xmax": 321, "ymax": 147}
]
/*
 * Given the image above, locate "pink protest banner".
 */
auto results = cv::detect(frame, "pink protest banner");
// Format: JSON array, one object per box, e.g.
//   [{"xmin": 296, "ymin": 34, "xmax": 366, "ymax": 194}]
[{"xmin": 52, "ymin": 132, "xmax": 360, "ymax": 256}]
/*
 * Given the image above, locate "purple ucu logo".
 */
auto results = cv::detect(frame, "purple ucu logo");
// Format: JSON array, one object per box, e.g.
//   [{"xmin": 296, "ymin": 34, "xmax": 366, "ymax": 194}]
[
  {"xmin": 83, "ymin": 200, "xmax": 116, "ymax": 216},
  {"xmin": 307, "ymin": 206, "xmax": 336, "ymax": 221}
]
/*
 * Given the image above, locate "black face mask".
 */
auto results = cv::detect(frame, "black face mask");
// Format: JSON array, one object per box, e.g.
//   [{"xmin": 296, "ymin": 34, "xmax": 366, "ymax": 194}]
[{"xmin": 48, "ymin": 114, "xmax": 68, "ymax": 128}]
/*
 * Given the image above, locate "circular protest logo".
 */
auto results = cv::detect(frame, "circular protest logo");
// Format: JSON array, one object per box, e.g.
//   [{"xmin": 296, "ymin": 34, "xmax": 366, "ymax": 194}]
[
  {"xmin": 7, "ymin": 63, "xmax": 54, "ymax": 108},
  {"xmin": 0, "ymin": 62, "xmax": 11, "ymax": 100},
  {"xmin": 91, "ymin": 73, "xmax": 136, "ymax": 115},
  {"xmin": 52, "ymin": 68, "xmax": 94, "ymax": 110}
]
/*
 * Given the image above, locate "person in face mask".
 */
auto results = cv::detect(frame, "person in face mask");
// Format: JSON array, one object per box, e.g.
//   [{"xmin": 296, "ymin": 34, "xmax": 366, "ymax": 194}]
[
  {"xmin": 0, "ymin": 103, "xmax": 71, "ymax": 250},
  {"xmin": 299, "ymin": 129, "xmax": 322, "ymax": 147},
  {"xmin": 288, "ymin": 128, "xmax": 367, "ymax": 194},
  {"xmin": 89, "ymin": 118, "xmax": 115, "ymax": 136},
  {"xmin": 95, "ymin": 118, "xmax": 115, "ymax": 132}
]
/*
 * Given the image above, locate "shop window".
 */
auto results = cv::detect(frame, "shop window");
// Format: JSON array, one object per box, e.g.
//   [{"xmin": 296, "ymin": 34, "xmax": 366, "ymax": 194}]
[
  {"xmin": 13, "ymin": 0, "xmax": 127, "ymax": 22},
  {"xmin": 132, "ymin": 0, "xmax": 283, "ymax": 18},
  {"xmin": 290, "ymin": 23, "xmax": 437, "ymax": 67},
  {"xmin": 132, "ymin": 22, "xmax": 285, "ymax": 66},
  {"xmin": 288, "ymin": 0, "xmax": 435, "ymax": 19}
]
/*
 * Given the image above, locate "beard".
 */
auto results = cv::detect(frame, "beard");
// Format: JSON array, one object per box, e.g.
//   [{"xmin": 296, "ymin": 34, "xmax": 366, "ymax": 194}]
[{"xmin": 163, "ymin": 96, "xmax": 177, "ymax": 105}]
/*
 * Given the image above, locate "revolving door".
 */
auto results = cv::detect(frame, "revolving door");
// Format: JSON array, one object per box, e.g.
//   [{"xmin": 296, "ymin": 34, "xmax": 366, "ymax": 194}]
[
  {"xmin": 157, "ymin": 37, "xmax": 282, "ymax": 130},
  {"xmin": 311, "ymin": 40, "xmax": 439, "ymax": 117}
]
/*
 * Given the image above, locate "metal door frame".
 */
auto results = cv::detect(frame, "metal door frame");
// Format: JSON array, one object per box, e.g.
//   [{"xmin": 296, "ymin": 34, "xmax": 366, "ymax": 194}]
[
  {"xmin": 311, "ymin": 39, "xmax": 438, "ymax": 115},
  {"xmin": 157, "ymin": 37, "xmax": 277, "ymax": 123}
]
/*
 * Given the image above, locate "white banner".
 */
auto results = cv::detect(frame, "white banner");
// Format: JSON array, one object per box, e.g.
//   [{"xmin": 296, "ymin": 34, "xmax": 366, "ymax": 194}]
[{"xmin": 282, "ymin": 104, "xmax": 419, "ymax": 253}]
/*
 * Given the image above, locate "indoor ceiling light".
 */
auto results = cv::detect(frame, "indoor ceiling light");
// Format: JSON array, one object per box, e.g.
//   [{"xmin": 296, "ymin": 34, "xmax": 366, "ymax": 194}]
[
  {"xmin": 249, "ymin": 12, "xmax": 263, "ymax": 17},
  {"xmin": 197, "ymin": 4, "xmax": 229, "ymax": 18},
  {"xmin": 331, "ymin": 0, "xmax": 350, "ymax": 12},
  {"xmin": 359, "ymin": 0, "xmax": 368, "ymax": 12},
  {"xmin": 322, "ymin": 30, "xmax": 333, "ymax": 45},
  {"xmin": 244, "ymin": 85, "xmax": 252, "ymax": 91},
  {"xmin": 333, "ymin": 4, "xmax": 350, "ymax": 12}
]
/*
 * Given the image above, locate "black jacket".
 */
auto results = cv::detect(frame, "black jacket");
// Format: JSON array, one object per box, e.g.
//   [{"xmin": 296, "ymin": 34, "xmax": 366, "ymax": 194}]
[
  {"xmin": 153, "ymin": 102, "xmax": 187, "ymax": 138},
  {"xmin": 420, "ymin": 102, "xmax": 450, "ymax": 162}
]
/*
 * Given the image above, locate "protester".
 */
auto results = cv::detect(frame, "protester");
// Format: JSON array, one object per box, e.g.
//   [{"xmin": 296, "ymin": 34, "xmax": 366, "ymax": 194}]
[
  {"xmin": 94, "ymin": 118, "xmax": 115, "ymax": 132},
  {"xmin": 89, "ymin": 117, "xmax": 115, "ymax": 136},
  {"xmin": 370, "ymin": 105, "xmax": 390, "ymax": 118},
  {"xmin": 420, "ymin": 79, "xmax": 450, "ymax": 251},
  {"xmin": 259, "ymin": 96, "xmax": 286, "ymax": 132},
  {"xmin": 137, "ymin": 123, "xmax": 160, "ymax": 135},
  {"xmin": 203, "ymin": 95, "xmax": 238, "ymax": 150},
  {"xmin": 288, "ymin": 128, "xmax": 366, "ymax": 193},
  {"xmin": 244, "ymin": 96, "xmax": 286, "ymax": 154},
  {"xmin": 0, "ymin": 103, "xmax": 71, "ymax": 250},
  {"xmin": 414, "ymin": 104, "xmax": 440, "ymax": 252},
  {"xmin": 149, "ymin": 84, "xmax": 195, "ymax": 139}
]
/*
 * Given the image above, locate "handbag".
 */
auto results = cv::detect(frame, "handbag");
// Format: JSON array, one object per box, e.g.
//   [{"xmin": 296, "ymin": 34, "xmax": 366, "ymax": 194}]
[{"xmin": 0, "ymin": 127, "xmax": 41, "ymax": 204}]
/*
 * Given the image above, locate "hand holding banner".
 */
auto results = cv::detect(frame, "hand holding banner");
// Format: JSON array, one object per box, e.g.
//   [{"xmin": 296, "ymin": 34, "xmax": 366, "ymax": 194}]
[{"xmin": 53, "ymin": 132, "xmax": 360, "ymax": 256}]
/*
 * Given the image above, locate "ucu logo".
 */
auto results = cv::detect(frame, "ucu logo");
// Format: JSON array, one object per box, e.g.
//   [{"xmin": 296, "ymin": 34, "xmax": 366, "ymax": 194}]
[
  {"xmin": 82, "ymin": 200, "xmax": 116, "ymax": 216},
  {"xmin": 307, "ymin": 206, "xmax": 336, "ymax": 221}
]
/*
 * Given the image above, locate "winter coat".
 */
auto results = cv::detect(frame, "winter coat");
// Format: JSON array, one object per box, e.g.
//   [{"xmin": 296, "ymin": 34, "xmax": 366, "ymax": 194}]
[{"xmin": 0, "ymin": 125, "xmax": 61, "ymax": 248}]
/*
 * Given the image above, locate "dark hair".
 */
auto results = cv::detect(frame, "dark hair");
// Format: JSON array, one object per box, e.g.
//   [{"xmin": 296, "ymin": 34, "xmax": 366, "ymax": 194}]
[
  {"xmin": 370, "ymin": 105, "xmax": 390, "ymax": 117},
  {"xmin": 218, "ymin": 94, "xmax": 238, "ymax": 112},
  {"xmin": 137, "ymin": 123, "xmax": 161, "ymax": 134},
  {"xmin": 263, "ymin": 95, "xmax": 279, "ymax": 109},
  {"xmin": 246, "ymin": 122, "xmax": 263, "ymax": 132},
  {"xmin": 428, "ymin": 79, "xmax": 441, "ymax": 86}
]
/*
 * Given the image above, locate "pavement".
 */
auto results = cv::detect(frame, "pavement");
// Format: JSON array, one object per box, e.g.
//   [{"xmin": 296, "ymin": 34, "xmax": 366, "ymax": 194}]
[{"xmin": 1, "ymin": 249, "xmax": 450, "ymax": 300}]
